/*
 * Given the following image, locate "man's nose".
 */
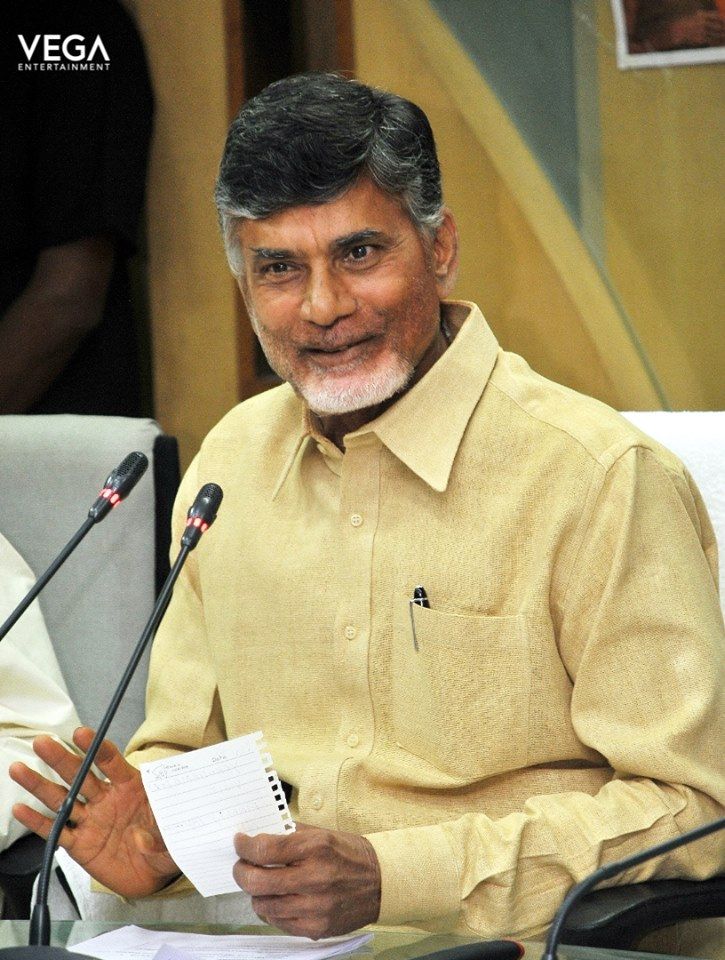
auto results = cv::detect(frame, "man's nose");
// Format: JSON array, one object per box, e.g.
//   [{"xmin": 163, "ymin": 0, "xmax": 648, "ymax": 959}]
[{"xmin": 300, "ymin": 267, "xmax": 356, "ymax": 326}]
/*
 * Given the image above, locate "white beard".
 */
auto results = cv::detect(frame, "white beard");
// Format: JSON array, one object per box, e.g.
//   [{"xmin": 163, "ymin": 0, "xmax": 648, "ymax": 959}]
[
  {"xmin": 247, "ymin": 301, "xmax": 416, "ymax": 415},
  {"xmin": 300, "ymin": 354, "xmax": 414, "ymax": 414}
]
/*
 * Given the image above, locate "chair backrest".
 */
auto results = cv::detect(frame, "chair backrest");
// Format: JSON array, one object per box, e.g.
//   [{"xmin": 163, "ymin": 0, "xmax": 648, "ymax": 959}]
[
  {"xmin": 622, "ymin": 411, "xmax": 725, "ymax": 608},
  {"xmin": 0, "ymin": 415, "xmax": 180, "ymax": 750}
]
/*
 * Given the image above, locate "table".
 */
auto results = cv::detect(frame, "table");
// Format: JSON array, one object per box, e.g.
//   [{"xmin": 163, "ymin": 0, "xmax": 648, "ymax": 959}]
[{"xmin": 0, "ymin": 922, "xmax": 700, "ymax": 960}]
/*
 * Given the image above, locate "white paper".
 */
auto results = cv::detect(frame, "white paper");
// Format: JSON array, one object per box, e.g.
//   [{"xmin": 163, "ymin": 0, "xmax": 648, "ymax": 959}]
[
  {"xmin": 152, "ymin": 947, "xmax": 195, "ymax": 960},
  {"xmin": 140, "ymin": 733, "xmax": 295, "ymax": 896},
  {"xmin": 70, "ymin": 925, "xmax": 373, "ymax": 960}
]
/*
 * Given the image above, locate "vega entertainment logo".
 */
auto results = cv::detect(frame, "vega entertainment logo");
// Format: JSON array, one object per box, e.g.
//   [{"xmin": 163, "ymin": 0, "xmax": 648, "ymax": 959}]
[{"xmin": 17, "ymin": 34, "xmax": 110, "ymax": 71}]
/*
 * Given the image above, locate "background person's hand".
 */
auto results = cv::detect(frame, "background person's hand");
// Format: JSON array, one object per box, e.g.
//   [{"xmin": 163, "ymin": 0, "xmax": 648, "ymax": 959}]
[
  {"xmin": 10, "ymin": 726, "xmax": 180, "ymax": 898},
  {"xmin": 233, "ymin": 823, "xmax": 381, "ymax": 939}
]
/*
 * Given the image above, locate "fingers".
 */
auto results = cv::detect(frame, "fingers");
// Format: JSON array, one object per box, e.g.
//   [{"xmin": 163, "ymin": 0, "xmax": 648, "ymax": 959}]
[
  {"xmin": 12, "ymin": 801, "xmax": 85, "ymax": 851},
  {"xmin": 9, "ymin": 726, "xmax": 137, "ymax": 832},
  {"xmin": 245, "ymin": 887, "xmax": 324, "ymax": 939},
  {"xmin": 233, "ymin": 859, "xmax": 302, "ymax": 899},
  {"xmin": 9, "ymin": 762, "xmax": 89, "ymax": 823},
  {"xmin": 30, "ymin": 728, "xmax": 137, "ymax": 794},
  {"xmin": 249, "ymin": 893, "xmax": 350, "ymax": 941},
  {"xmin": 12, "ymin": 801, "xmax": 54, "ymax": 841},
  {"xmin": 234, "ymin": 830, "xmax": 306, "ymax": 867},
  {"xmin": 250, "ymin": 892, "xmax": 306, "ymax": 924},
  {"xmin": 131, "ymin": 827, "xmax": 181, "ymax": 879},
  {"xmin": 232, "ymin": 827, "xmax": 381, "ymax": 938},
  {"xmin": 72, "ymin": 727, "xmax": 139, "ymax": 786},
  {"xmin": 30, "ymin": 735, "xmax": 104, "ymax": 801},
  {"xmin": 232, "ymin": 834, "xmax": 311, "ymax": 929},
  {"xmin": 232, "ymin": 833, "xmax": 302, "ymax": 903}
]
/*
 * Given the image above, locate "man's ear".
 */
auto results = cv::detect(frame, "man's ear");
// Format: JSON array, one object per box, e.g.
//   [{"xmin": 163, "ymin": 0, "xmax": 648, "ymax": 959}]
[{"xmin": 432, "ymin": 209, "xmax": 459, "ymax": 298}]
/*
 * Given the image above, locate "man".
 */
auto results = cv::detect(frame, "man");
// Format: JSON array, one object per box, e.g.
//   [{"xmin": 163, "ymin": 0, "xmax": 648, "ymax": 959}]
[{"xmin": 11, "ymin": 73, "xmax": 724, "ymax": 941}]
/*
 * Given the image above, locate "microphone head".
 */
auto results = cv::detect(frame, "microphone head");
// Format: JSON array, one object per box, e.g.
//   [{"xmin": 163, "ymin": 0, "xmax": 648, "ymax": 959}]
[
  {"xmin": 89, "ymin": 451, "xmax": 149, "ymax": 522},
  {"xmin": 181, "ymin": 483, "xmax": 223, "ymax": 548},
  {"xmin": 104, "ymin": 452, "xmax": 149, "ymax": 498}
]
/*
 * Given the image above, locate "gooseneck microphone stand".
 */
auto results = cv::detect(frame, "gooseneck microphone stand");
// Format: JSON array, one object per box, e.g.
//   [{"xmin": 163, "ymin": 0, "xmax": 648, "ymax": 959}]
[
  {"xmin": 542, "ymin": 815, "xmax": 725, "ymax": 960},
  {"xmin": 0, "ymin": 483, "xmax": 223, "ymax": 959}
]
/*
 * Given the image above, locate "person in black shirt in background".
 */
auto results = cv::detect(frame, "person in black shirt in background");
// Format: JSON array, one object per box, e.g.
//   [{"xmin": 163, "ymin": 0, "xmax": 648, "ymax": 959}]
[{"xmin": 0, "ymin": 0, "xmax": 153, "ymax": 416}]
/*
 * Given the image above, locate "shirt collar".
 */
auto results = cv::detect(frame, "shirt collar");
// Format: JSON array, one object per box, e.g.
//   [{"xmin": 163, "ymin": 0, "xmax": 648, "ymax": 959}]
[
  {"xmin": 272, "ymin": 301, "xmax": 499, "ymax": 497},
  {"xmin": 348, "ymin": 301, "xmax": 498, "ymax": 491},
  {"xmin": 271, "ymin": 402, "xmax": 313, "ymax": 500}
]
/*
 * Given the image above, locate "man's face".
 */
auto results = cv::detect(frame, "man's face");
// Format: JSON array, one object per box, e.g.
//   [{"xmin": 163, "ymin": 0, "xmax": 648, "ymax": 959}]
[{"xmin": 235, "ymin": 178, "xmax": 457, "ymax": 416}]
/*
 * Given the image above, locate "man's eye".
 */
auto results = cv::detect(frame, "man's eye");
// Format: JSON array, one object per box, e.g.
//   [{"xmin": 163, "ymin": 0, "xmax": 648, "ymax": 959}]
[
  {"xmin": 346, "ymin": 245, "xmax": 373, "ymax": 262},
  {"xmin": 261, "ymin": 262, "xmax": 292, "ymax": 277}
]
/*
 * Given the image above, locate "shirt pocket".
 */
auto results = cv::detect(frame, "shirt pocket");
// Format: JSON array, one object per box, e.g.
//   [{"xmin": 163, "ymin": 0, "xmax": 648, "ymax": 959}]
[{"xmin": 391, "ymin": 596, "xmax": 532, "ymax": 780}]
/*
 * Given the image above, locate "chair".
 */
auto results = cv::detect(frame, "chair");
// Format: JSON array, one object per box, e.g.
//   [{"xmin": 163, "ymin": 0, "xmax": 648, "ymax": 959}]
[
  {"xmin": 561, "ymin": 411, "xmax": 725, "ymax": 952},
  {"xmin": 0, "ymin": 415, "xmax": 180, "ymax": 918}
]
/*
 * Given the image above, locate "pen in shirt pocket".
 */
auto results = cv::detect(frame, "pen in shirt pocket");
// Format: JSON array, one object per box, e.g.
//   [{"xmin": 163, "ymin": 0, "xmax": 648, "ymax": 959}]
[{"xmin": 409, "ymin": 584, "xmax": 430, "ymax": 651}]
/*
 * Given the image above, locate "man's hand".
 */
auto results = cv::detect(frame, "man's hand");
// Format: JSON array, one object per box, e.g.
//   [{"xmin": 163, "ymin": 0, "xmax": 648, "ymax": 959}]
[
  {"xmin": 9, "ymin": 726, "xmax": 180, "ymax": 899},
  {"xmin": 233, "ymin": 824, "xmax": 381, "ymax": 939}
]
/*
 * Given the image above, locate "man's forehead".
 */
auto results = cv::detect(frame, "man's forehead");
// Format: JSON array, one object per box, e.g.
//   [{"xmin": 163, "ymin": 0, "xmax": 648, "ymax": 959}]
[{"xmin": 234, "ymin": 178, "xmax": 412, "ymax": 255}]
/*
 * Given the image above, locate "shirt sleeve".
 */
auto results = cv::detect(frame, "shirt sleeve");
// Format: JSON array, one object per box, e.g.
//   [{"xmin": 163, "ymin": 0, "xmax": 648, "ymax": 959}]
[
  {"xmin": 93, "ymin": 458, "xmax": 227, "ymax": 903},
  {"xmin": 125, "ymin": 455, "xmax": 227, "ymax": 768},
  {"xmin": 365, "ymin": 445, "xmax": 725, "ymax": 938},
  {"xmin": 0, "ymin": 534, "xmax": 81, "ymax": 852}
]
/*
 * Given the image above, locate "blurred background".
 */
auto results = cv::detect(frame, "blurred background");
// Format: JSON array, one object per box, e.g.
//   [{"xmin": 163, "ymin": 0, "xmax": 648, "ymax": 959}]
[{"xmin": 14, "ymin": 0, "xmax": 725, "ymax": 466}]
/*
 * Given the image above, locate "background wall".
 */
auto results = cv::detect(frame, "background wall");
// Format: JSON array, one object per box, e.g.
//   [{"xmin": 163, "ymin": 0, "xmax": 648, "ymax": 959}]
[
  {"xmin": 133, "ymin": 0, "xmax": 241, "ymax": 465},
  {"xmin": 131, "ymin": 0, "xmax": 724, "ymax": 465},
  {"xmin": 351, "ymin": 0, "xmax": 662, "ymax": 411},
  {"xmin": 591, "ymin": 2, "xmax": 724, "ymax": 409},
  {"xmin": 352, "ymin": 0, "xmax": 724, "ymax": 412}
]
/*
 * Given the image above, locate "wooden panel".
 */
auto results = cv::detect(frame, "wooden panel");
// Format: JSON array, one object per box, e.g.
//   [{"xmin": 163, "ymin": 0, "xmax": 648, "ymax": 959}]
[{"xmin": 134, "ymin": 0, "xmax": 241, "ymax": 467}]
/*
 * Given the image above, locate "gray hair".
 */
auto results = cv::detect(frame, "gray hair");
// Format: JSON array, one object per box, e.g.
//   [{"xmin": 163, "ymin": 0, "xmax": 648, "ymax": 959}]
[{"xmin": 214, "ymin": 73, "xmax": 444, "ymax": 276}]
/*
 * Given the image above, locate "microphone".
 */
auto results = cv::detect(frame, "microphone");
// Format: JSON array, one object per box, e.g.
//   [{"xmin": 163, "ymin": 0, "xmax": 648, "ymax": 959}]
[
  {"xmin": 542, "ymin": 815, "xmax": 725, "ymax": 960},
  {"xmin": 87, "ymin": 451, "xmax": 149, "ymax": 522},
  {"xmin": 181, "ymin": 482, "xmax": 223, "ymax": 548},
  {"xmin": 0, "ymin": 483, "xmax": 223, "ymax": 959},
  {"xmin": 0, "ymin": 452, "xmax": 149, "ymax": 644},
  {"xmin": 412, "ymin": 942, "xmax": 524, "ymax": 960}
]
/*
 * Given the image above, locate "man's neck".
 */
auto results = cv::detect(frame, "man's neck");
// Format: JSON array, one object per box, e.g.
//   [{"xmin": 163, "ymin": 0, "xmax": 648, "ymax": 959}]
[{"xmin": 313, "ymin": 322, "xmax": 451, "ymax": 451}]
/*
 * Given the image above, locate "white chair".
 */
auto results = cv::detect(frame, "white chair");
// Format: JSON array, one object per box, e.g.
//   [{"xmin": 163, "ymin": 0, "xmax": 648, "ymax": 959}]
[
  {"xmin": 621, "ymin": 411, "xmax": 725, "ymax": 606},
  {"xmin": 0, "ymin": 415, "xmax": 180, "ymax": 918}
]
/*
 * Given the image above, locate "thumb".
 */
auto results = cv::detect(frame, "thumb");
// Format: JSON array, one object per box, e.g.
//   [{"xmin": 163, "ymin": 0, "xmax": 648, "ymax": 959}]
[{"xmin": 132, "ymin": 826, "xmax": 177, "ymax": 874}]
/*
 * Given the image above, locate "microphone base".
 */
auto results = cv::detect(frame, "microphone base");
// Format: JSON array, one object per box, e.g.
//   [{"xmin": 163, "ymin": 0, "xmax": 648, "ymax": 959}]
[{"xmin": 0, "ymin": 949, "xmax": 97, "ymax": 958}]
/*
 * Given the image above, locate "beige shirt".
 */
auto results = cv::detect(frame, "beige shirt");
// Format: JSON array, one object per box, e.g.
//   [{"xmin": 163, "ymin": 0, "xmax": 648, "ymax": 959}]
[
  {"xmin": 127, "ymin": 302, "xmax": 725, "ymax": 938},
  {"xmin": 0, "ymin": 532, "xmax": 80, "ymax": 852}
]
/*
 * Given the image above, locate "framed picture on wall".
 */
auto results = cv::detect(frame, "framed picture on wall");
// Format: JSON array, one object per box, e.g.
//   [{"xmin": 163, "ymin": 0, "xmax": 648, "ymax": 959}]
[{"xmin": 611, "ymin": 0, "xmax": 725, "ymax": 68}]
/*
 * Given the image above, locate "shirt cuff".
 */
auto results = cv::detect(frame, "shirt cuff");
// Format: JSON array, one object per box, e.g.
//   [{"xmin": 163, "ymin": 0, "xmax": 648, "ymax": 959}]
[
  {"xmin": 89, "ymin": 874, "xmax": 194, "ymax": 898},
  {"xmin": 365, "ymin": 822, "xmax": 461, "ymax": 925}
]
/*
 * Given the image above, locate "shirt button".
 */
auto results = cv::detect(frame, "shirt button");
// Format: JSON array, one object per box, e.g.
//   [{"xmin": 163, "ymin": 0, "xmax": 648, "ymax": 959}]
[
  {"xmin": 350, "ymin": 513, "xmax": 363, "ymax": 527},
  {"xmin": 310, "ymin": 793, "xmax": 323, "ymax": 810},
  {"xmin": 347, "ymin": 733, "xmax": 360, "ymax": 748},
  {"xmin": 344, "ymin": 625, "xmax": 357, "ymax": 640}
]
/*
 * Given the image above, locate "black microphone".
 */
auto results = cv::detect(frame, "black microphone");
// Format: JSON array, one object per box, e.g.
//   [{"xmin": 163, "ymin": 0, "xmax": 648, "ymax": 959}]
[
  {"xmin": 542, "ymin": 815, "xmax": 725, "ymax": 960},
  {"xmin": 87, "ymin": 451, "xmax": 149, "ymax": 522},
  {"xmin": 0, "ymin": 452, "xmax": 149, "ymax": 644},
  {"xmin": 412, "ymin": 941, "xmax": 524, "ymax": 960},
  {"xmin": 0, "ymin": 483, "xmax": 223, "ymax": 959},
  {"xmin": 181, "ymin": 482, "xmax": 223, "ymax": 548}
]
